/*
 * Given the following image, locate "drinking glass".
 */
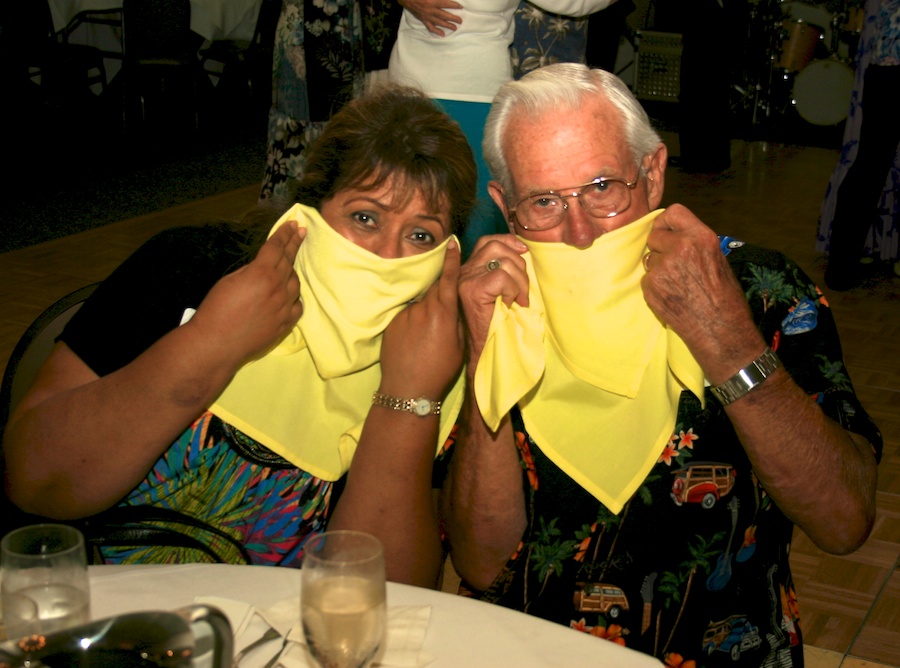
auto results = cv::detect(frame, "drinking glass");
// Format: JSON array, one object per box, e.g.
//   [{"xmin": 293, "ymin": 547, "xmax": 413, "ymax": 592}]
[
  {"xmin": 1, "ymin": 524, "xmax": 91, "ymax": 635},
  {"xmin": 301, "ymin": 531, "xmax": 386, "ymax": 668},
  {"xmin": 0, "ymin": 592, "xmax": 38, "ymax": 641}
]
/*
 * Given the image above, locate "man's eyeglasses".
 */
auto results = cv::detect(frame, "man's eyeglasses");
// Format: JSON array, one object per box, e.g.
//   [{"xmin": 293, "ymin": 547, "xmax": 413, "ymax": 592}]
[{"xmin": 509, "ymin": 173, "xmax": 640, "ymax": 231}]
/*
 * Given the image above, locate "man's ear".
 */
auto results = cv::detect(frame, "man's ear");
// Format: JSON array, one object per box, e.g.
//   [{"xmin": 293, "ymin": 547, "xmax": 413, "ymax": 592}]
[
  {"xmin": 487, "ymin": 181, "xmax": 515, "ymax": 233},
  {"xmin": 646, "ymin": 143, "xmax": 667, "ymax": 209}
]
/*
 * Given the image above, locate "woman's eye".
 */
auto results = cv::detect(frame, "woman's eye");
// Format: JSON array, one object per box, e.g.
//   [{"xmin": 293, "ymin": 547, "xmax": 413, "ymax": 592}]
[
  {"xmin": 409, "ymin": 229, "xmax": 437, "ymax": 245},
  {"xmin": 350, "ymin": 211, "xmax": 377, "ymax": 227}
]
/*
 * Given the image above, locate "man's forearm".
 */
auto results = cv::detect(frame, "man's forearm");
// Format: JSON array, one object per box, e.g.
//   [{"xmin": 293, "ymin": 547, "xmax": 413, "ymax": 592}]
[
  {"xmin": 726, "ymin": 370, "xmax": 877, "ymax": 554},
  {"xmin": 443, "ymin": 391, "xmax": 526, "ymax": 592}
]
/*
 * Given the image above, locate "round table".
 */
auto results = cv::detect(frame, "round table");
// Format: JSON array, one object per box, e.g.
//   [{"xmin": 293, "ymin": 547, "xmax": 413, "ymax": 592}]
[{"xmin": 89, "ymin": 564, "xmax": 662, "ymax": 667}]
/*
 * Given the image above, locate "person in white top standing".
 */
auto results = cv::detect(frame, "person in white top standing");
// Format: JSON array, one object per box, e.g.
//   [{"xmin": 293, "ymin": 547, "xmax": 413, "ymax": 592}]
[{"xmin": 389, "ymin": 0, "xmax": 614, "ymax": 255}]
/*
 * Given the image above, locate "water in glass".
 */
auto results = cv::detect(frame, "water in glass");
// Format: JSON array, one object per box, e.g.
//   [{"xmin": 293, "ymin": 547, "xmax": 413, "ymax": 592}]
[{"xmin": 301, "ymin": 531, "xmax": 386, "ymax": 668}]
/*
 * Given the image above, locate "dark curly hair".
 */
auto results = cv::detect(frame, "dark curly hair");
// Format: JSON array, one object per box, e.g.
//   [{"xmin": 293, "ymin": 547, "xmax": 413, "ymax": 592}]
[
  {"xmin": 239, "ymin": 85, "xmax": 477, "ymax": 254},
  {"xmin": 294, "ymin": 84, "xmax": 477, "ymax": 236}
]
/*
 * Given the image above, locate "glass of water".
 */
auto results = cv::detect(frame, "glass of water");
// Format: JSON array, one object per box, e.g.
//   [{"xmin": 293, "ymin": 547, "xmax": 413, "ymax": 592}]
[
  {"xmin": 1, "ymin": 524, "xmax": 91, "ymax": 636},
  {"xmin": 301, "ymin": 531, "xmax": 386, "ymax": 668},
  {"xmin": 0, "ymin": 591, "xmax": 38, "ymax": 641}
]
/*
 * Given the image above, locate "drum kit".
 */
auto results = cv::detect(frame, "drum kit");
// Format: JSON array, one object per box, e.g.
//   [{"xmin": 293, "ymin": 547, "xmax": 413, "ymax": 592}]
[{"xmin": 731, "ymin": 0, "xmax": 864, "ymax": 132}]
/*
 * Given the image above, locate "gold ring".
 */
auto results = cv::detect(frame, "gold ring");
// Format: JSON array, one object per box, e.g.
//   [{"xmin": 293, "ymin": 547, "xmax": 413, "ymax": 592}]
[
  {"xmin": 642, "ymin": 252, "xmax": 652, "ymax": 272},
  {"xmin": 486, "ymin": 258, "xmax": 501, "ymax": 272}
]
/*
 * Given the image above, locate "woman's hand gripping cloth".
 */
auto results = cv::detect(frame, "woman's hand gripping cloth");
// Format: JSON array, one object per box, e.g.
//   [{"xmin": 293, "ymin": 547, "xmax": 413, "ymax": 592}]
[{"xmin": 211, "ymin": 204, "xmax": 465, "ymax": 481}]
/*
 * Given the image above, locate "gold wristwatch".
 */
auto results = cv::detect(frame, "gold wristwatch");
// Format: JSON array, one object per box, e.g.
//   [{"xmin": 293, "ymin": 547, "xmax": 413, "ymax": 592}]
[{"xmin": 372, "ymin": 391, "xmax": 442, "ymax": 417}]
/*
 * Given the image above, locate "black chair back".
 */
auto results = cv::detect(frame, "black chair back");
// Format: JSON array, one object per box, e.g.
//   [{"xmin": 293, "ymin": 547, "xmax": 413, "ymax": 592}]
[
  {"xmin": 252, "ymin": 0, "xmax": 283, "ymax": 52},
  {"xmin": 120, "ymin": 0, "xmax": 200, "ymax": 134},
  {"xmin": 0, "ymin": 283, "xmax": 97, "ymax": 541},
  {"xmin": 0, "ymin": 283, "xmax": 99, "ymax": 436},
  {"xmin": 122, "ymin": 0, "xmax": 193, "ymax": 64},
  {"xmin": 22, "ymin": 0, "xmax": 56, "ymax": 57},
  {"xmin": 3, "ymin": 1, "xmax": 107, "ymax": 95}
]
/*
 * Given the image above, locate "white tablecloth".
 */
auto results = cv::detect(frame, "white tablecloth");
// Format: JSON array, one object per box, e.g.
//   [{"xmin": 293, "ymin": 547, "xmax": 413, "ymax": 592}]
[
  {"xmin": 89, "ymin": 564, "xmax": 662, "ymax": 667},
  {"xmin": 48, "ymin": 0, "xmax": 263, "ymax": 41}
]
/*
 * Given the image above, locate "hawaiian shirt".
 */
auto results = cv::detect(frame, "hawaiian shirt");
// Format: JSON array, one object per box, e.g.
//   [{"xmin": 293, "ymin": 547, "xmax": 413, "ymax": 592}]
[
  {"xmin": 466, "ymin": 240, "xmax": 882, "ymax": 668},
  {"xmin": 873, "ymin": 0, "xmax": 900, "ymax": 65},
  {"xmin": 511, "ymin": 0, "xmax": 590, "ymax": 79}
]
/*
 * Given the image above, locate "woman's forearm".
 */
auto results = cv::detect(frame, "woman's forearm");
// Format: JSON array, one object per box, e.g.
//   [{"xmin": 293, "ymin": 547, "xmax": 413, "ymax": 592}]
[
  {"xmin": 3, "ymin": 326, "xmax": 242, "ymax": 518},
  {"xmin": 328, "ymin": 406, "xmax": 445, "ymax": 588}
]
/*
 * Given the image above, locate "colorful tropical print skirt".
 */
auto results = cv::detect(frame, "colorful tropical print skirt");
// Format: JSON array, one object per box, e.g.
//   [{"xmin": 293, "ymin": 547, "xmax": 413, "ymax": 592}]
[{"xmin": 99, "ymin": 412, "xmax": 335, "ymax": 566}]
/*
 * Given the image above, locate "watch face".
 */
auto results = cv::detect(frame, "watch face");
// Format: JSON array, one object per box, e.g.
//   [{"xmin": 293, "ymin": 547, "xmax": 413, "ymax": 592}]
[{"xmin": 413, "ymin": 397, "xmax": 432, "ymax": 416}]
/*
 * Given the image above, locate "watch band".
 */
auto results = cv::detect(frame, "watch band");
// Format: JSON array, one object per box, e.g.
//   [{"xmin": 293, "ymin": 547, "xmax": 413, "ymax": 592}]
[
  {"xmin": 372, "ymin": 391, "xmax": 442, "ymax": 417},
  {"xmin": 709, "ymin": 347, "xmax": 782, "ymax": 406}
]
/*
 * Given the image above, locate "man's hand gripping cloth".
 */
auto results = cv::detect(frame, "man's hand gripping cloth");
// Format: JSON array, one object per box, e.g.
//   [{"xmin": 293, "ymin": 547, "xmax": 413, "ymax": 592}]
[{"xmin": 474, "ymin": 209, "xmax": 706, "ymax": 513}]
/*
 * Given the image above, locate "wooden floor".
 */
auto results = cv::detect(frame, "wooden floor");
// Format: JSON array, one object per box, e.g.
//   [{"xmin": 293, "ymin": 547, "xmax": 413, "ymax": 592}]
[{"xmin": 1, "ymin": 137, "xmax": 898, "ymax": 667}]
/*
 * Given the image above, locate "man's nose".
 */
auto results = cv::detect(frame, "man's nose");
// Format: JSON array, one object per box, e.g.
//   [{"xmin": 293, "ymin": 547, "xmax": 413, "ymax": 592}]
[{"xmin": 562, "ymin": 201, "xmax": 604, "ymax": 249}]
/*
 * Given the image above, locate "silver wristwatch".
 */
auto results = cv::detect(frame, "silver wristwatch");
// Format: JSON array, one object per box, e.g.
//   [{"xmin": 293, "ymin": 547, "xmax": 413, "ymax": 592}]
[
  {"xmin": 372, "ymin": 391, "xmax": 442, "ymax": 417},
  {"xmin": 709, "ymin": 347, "xmax": 781, "ymax": 406}
]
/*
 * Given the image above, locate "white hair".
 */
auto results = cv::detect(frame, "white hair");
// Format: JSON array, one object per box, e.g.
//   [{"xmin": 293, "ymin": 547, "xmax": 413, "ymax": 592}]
[{"xmin": 483, "ymin": 63, "xmax": 662, "ymax": 201}]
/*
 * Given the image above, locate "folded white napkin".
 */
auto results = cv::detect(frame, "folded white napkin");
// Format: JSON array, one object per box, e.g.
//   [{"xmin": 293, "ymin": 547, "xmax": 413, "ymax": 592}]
[{"xmin": 196, "ymin": 596, "xmax": 433, "ymax": 668}]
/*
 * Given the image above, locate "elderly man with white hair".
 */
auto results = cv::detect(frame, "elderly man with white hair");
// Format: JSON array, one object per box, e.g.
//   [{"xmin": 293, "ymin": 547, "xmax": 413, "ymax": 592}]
[{"xmin": 443, "ymin": 63, "xmax": 881, "ymax": 666}]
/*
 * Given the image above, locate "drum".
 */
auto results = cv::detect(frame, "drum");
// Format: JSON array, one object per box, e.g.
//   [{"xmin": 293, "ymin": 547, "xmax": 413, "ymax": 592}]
[
  {"xmin": 841, "ymin": 5, "xmax": 865, "ymax": 33},
  {"xmin": 837, "ymin": 5, "xmax": 865, "ymax": 61},
  {"xmin": 791, "ymin": 58, "xmax": 854, "ymax": 125},
  {"xmin": 779, "ymin": 1, "xmax": 835, "ymax": 52},
  {"xmin": 776, "ymin": 19, "xmax": 823, "ymax": 71}
]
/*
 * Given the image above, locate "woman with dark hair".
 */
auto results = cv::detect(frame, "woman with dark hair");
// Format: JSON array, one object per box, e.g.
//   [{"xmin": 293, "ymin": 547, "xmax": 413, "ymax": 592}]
[{"xmin": 3, "ymin": 86, "xmax": 477, "ymax": 588}]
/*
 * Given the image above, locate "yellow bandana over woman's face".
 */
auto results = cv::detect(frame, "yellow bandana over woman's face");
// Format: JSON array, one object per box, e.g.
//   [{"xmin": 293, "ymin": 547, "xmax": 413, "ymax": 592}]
[
  {"xmin": 211, "ymin": 203, "xmax": 465, "ymax": 480},
  {"xmin": 474, "ymin": 209, "xmax": 705, "ymax": 513}
]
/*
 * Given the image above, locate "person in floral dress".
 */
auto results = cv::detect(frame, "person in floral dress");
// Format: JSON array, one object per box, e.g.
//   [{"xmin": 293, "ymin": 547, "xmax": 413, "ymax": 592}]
[
  {"xmin": 444, "ymin": 63, "xmax": 881, "ymax": 666},
  {"xmin": 261, "ymin": 0, "xmax": 404, "ymax": 201},
  {"xmin": 4, "ymin": 87, "xmax": 476, "ymax": 589},
  {"xmin": 818, "ymin": 0, "xmax": 900, "ymax": 289}
]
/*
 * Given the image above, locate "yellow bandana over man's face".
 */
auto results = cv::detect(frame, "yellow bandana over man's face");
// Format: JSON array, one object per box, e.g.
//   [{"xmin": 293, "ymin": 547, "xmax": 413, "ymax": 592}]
[
  {"xmin": 211, "ymin": 204, "xmax": 465, "ymax": 480},
  {"xmin": 474, "ymin": 209, "xmax": 705, "ymax": 513}
]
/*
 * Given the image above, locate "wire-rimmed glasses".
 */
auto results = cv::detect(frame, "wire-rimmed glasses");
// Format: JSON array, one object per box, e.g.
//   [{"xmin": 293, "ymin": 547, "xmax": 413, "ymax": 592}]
[{"xmin": 509, "ymin": 173, "xmax": 640, "ymax": 231}]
